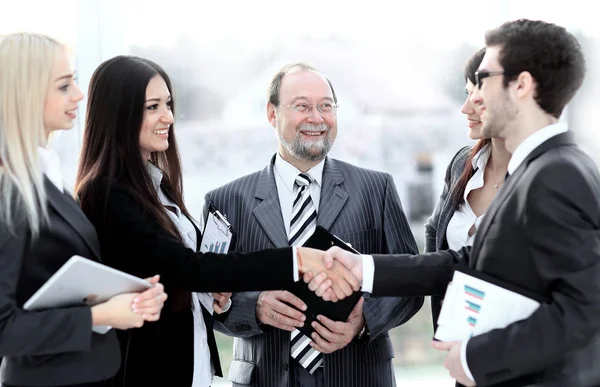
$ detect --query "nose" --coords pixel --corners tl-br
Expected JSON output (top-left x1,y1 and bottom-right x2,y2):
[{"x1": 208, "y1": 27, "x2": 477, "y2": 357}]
[
  {"x1": 306, "y1": 106, "x2": 324, "y2": 124},
  {"x1": 460, "y1": 96, "x2": 475, "y2": 115},
  {"x1": 469, "y1": 86, "x2": 483, "y2": 106},
  {"x1": 161, "y1": 107, "x2": 174, "y2": 125},
  {"x1": 72, "y1": 83, "x2": 84, "y2": 102}
]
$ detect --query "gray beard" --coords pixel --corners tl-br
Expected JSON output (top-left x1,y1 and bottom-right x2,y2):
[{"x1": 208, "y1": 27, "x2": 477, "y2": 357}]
[{"x1": 279, "y1": 123, "x2": 333, "y2": 161}]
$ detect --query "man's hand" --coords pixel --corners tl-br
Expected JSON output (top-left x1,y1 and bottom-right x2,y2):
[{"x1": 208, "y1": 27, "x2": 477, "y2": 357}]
[
  {"x1": 309, "y1": 297, "x2": 365, "y2": 354},
  {"x1": 212, "y1": 292, "x2": 232, "y2": 314},
  {"x1": 303, "y1": 246, "x2": 363, "y2": 301},
  {"x1": 431, "y1": 341, "x2": 476, "y2": 386},
  {"x1": 297, "y1": 247, "x2": 360, "y2": 301},
  {"x1": 256, "y1": 291, "x2": 306, "y2": 331}
]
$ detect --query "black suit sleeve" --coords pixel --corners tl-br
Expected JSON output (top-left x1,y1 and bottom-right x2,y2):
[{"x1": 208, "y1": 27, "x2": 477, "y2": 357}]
[
  {"x1": 0, "y1": 219, "x2": 93, "y2": 357},
  {"x1": 371, "y1": 247, "x2": 469, "y2": 297},
  {"x1": 94, "y1": 185, "x2": 295, "y2": 293},
  {"x1": 467, "y1": 162, "x2": 600, "y2": 384}
]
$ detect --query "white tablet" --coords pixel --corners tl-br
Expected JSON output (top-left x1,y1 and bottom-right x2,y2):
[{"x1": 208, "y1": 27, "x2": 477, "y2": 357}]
[{"x1": 24, "y1": 255, "x2": 152, "y2": 312}]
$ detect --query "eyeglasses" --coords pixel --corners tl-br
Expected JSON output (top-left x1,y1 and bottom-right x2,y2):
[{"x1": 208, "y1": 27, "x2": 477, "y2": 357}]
[
  {"x1": 283, "y1": 102, "x2": 338, "y2": 115},
  {"x1": 475, "y1": 70, "x2": 516, "y2": 89}
]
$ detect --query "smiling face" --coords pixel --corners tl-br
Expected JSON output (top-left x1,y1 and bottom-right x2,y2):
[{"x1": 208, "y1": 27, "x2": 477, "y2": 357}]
[
  {"x1": 139, "y1": 75, "x2": 174, "y2": 160},
  {"x1": 267, "y1": 68, "x2": 337, "y2": 166},
  {"x1": 461, "y1": 79, "x2": 483, "y2": 139},
  {"x1": 43, "y1": 48, "x2": 83, "y2": 137}
]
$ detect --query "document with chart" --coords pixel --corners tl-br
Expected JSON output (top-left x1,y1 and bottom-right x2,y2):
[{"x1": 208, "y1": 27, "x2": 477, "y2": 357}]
[
  {"x1": 434, "y1": 267, "x2": 544, "y2": 342},
  {"x1": 200, "y1": 204, "x2": 233, "y2": 254}
]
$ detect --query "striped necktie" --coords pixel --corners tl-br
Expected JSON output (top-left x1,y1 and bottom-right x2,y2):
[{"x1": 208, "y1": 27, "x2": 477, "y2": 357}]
[{"x1": 288, "y1": 172, "x2": 322, "y2": 373}]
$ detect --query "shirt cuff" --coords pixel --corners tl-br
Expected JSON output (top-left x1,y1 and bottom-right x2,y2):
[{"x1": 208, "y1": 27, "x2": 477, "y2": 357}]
[
  {"x1": 221, "y1": 298, "x2": 232, "y2": 314},
  {"x1": 361, "y1": 255, "x2": 375, "y2": 293},
  {"x1": 460, "y1": 339, "x2": 475, "y2": 383},
  {"x1": 292, "y1": 246, "x2": 299, "y2": 282}
]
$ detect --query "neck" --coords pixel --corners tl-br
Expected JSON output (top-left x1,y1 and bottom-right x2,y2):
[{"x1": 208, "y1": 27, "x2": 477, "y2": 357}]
[
  {"x1": 278, "y1": 148, "x2": 322, "y2": 173},
  {"x1": 504, "y1": 111, "x2": 558, "y2": 153},
  {"x1": 489, "y1": 138, "x2": 510, "y2": 172}
]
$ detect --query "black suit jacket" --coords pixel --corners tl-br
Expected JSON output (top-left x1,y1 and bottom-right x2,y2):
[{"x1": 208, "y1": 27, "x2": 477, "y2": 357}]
[
  {"x1": 81, "y1": 180, "x2": 298, "y2": 386},
  {"x1": 372, "y1": 133, "x2": 600, "y2": 386},
  {"x1": 0, "y1": 179, "x2": 120, "y2": 386}
]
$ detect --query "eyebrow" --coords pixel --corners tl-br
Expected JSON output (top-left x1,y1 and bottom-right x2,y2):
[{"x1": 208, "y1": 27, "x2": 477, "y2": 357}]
[
  {"x1": 54, "y1": 73, "x2": 75, "y2": 82},
  {"x1": 145, "y1": 96, "x2": 172, "y2": 103}
]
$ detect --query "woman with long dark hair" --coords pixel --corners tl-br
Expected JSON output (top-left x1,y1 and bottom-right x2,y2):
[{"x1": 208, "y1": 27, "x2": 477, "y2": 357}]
[
  {"x1": 0, "y1": 33, "x2": 167, "y2": 387},
  {"x1": 424, "y1": 48, "x2": 511, "y2": 326},
  {"x1": 75, "y1": 56, "x2": 356, "y2": 386}
]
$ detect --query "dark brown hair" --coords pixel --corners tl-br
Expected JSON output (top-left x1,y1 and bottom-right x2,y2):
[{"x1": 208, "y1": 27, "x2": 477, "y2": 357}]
[
  {"x1": 75, "y1": 55, "x2": 192, "y2": 310},
  {"x1": 485, "y1": 19, "x2": 585, "y2": 118},
  {"x1": 450, "y1": 48, "x2": 491, "y2": 208}
]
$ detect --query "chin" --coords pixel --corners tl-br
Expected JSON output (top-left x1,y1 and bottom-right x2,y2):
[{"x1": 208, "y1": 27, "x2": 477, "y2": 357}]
[{"x1": 468, "y1": 128, "x2": 483, "y2": 140}]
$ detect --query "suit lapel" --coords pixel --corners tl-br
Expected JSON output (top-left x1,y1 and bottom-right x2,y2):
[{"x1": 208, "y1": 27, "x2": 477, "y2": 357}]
[
  {"x1": 45, "y1": 178, "x2": 102, "y2": 260},
  {"x1": 471, "y1": 132, "x2": 575, "y2": 262},
  {"x1": 252, "y1": 156, "x2": 289, "y2": 247},
  {"x1": 317, "y1": 158, "x2": 348, "y2": 230}
]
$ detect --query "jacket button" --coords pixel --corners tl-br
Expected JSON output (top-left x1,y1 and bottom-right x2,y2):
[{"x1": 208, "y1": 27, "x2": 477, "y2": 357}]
[{"x1": 283, "y1": 363, "x2": 289, "y2": 371}]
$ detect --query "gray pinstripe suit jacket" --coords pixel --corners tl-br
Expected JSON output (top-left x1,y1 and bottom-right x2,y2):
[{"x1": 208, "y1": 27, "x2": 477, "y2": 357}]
[
  {"x1": 204, "y1": 155, "x2": 424, "y2": 387},
  {"x1": 423, "y1": 146, "x2": 471, "y2": 327}
]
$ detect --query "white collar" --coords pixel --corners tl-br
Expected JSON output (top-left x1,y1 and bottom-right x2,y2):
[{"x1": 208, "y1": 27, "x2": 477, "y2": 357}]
[
  {"x1": 38, "y1": 146, "x2": 63, "y2": 193},
  {"x1": 470, "y1": 143, "x2": 491, "y2": 170},
  {"x1": 147, "y1": 162, "x2": 163, "y2": 193},
  {"x1": 274, "y1": 153, "x2": 325, "y2": 193},
  {"x1": 507, "y1": 122, "x2": 569, "y2": 175}
]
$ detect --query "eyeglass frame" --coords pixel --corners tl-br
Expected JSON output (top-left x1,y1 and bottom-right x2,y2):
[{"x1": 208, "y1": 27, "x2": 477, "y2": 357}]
[
  {"x1": 475, "y1": 70, "x2": 518, "y2": 89},
  {"x1": 282, "y1": 101, "x2": 339, "y2": 115}
]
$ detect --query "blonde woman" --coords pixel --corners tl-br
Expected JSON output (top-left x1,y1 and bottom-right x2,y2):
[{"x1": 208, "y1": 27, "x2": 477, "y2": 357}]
[{"x1": 0, "y1": 33, "x2": 167, "y2": 387}]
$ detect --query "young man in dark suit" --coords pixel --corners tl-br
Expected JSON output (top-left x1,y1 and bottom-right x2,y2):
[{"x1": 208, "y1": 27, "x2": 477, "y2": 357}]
[
  {"x1": 320, "y1": 19, "x2": 600, "y2": 387},
  {"x1": 204, "y1": 63, "x2": 423, "y2": 387}
]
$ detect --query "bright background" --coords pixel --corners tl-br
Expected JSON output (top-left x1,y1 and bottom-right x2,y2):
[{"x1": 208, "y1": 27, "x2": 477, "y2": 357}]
[{"x1": 3, "y1": 1, "x2": 598, "y2": 384}]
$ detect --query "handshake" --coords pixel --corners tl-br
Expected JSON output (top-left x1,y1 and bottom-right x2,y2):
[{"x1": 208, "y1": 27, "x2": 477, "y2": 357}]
[{"x1": 296, "y1": 246, "x2": 365, "y2": 302}]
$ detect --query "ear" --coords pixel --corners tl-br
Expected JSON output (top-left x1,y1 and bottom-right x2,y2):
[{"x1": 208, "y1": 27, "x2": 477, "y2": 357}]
[
  {"x1": 514, "y1": 71, "x2": 536, "y2": 101},
  {"x1": 267, "y1": 102, "x2": 277, "y2": 128}
]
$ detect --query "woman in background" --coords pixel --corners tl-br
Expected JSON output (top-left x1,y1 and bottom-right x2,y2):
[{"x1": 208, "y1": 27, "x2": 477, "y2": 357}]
[
  {"x1": 0, "y1": 33, "x2": 166, "y2": 387},
  {"x1": 424, "y1": 48, "x2": 511, "y2": 327},
  {"x1": 75, "y1": 55, "x2": 356, "y2": 386}
]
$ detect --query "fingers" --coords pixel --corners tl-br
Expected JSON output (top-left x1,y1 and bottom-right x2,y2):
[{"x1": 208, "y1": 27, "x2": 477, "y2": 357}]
[
  {"x1": 269, "y1": 310, "x2": 301, "y2": 331},
  {"x1": 279, "y1": 291, "x2": 307, "y2": 312},
  {"x1": 321, "y1": 288, "x2": 337, "y2": 302},
  {"x1": 323, "y1": 248, "x2": 336, "y2": 269},
  {"x1": 315, "y1": 315, "x2": 346, "y2": 335},
  {"x1": 212, "y1": 292, "x2": 231, "y2": 305},
  {"x1": 214, "y1": 303, "x2": 224, "y2": 314},
  {"x1": 309, "y1": 331, "x2": 336, "y2": 354},
  {"x1": 303, "y1": 271, "x2": 315, "y2": 283},
  {"x1": 144, "y1": 274, "x2": 160, "y2": 285},
  {"x1": 431, "y1": 340, "x2": 453, "y2": 351},
  {"x1": 312, "y1": 319, "x2": 344, "y2": 341}
]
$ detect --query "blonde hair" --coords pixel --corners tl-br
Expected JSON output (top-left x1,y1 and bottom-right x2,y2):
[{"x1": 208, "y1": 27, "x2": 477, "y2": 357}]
[{"x1": 0, "y1": 33, "x2": 64, "y2": 237}]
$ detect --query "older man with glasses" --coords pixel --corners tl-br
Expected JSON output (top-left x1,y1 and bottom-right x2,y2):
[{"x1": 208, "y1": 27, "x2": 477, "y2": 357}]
[{"x1": 203, "y1": 62, "x2": 423, "y2": 387}]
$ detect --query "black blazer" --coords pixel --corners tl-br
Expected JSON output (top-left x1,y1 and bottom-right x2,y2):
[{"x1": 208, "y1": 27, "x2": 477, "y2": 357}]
[
  {"x1": 372, "y1": 133, "x2": 600, "y2": 386},
  {"x1": 0, "y1": 179, "x2": 120, "y2": 386},
  {"x1": 81, "y1": 181, "x2": 297, "y2": 387}
]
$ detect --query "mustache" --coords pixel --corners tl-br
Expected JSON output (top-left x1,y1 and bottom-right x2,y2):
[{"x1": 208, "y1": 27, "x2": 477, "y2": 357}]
[{"x1": 297, "y1": 123, "x2": 330, "y2": 132}]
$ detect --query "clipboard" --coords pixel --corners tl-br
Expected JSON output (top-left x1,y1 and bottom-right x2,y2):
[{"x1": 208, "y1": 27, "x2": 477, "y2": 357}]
[
  {"x1": 200, "y1": 204, "x2": 234, "y2": 254},
  {"x1": 286, "y1": 226, "x2": 364, "y2": 339}
]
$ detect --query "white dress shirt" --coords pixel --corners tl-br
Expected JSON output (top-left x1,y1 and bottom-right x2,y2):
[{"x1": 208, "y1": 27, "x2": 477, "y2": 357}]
[
  {"x1": 446, "y1": 144, "x2": 491, "y2": 251},
  {"x1": 460, "y1": 122, "x2": 570, "y2": 383},
  {"x1": 39, "y1": 147, "x2": 64, "y2": 193},
  {"x1": 148, "y1": 163, "x2": 230, "y2": 387}
]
